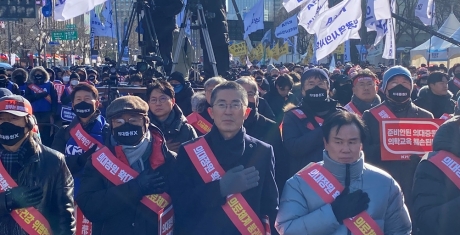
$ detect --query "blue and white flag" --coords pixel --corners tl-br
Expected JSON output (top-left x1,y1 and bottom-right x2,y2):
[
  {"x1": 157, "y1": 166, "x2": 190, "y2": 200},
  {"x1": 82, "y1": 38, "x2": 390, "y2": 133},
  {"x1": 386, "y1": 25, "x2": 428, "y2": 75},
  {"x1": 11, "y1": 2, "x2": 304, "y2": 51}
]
[
  {"x1": 90, "y1": 9, "x2": 114, "y2": 38},
  {"x1": 101, "y1": 0, "x2": 114, "y2": 32},
  {"x1": 313, "y1": 0, "x2": 362, "y2": 60},
  {"x1": 365, "y1": 0, "x2": 389, "y2": 46},
  {"x1": 54, "y1": 0, "x2": 107, "y2": 21},
  {"x1": 243, "y1": 0, "x2": 264, "y2": 39},
  {"x1": 283, "y1": 0, "x2": 310, "y2": 13},
  {"x1": 42, "y1": 0, "x2": 52, "y2": 17},
  {"x1": 275, "y1": 14, "x2": 299, "y2": 38},
  {"x1": 284, "y1": 38, "x2": 294, "y2": 47},
  {"x1": 261, "y1": 29, "x2": 271, "y2": 45},
  {"x1": 329, "y1": 56, "x2": 336, "y2": 73},
  {"x1": 344, "y1": 40, "x2": 351, "y2": 62},
  {"x1": 383, "y1": 0, "x2": 396, "y2": 59},
  {"x1": 298, "y1": 0, "x2": 329, "y2": 34},
  {"x1": 374, "y1": 0, "x2": 391, "y2": 20},
  {"x1": 415, "y1": 0, "x2": 435, "y2": 26}
]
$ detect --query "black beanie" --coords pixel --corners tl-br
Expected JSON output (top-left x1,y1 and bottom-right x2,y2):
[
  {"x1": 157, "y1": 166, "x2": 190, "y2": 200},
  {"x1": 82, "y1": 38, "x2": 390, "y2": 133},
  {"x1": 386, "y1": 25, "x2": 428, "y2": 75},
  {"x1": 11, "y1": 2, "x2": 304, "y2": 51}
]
[
  {"x1": 433, "y1": 116, "x2": 460, "y2": 157},
  {"x1": 70, "y1": 72, "x2": 80, "y2": 80},
  {"x1": 169, "y1": 71, "x2": 185, "y2": 85}
]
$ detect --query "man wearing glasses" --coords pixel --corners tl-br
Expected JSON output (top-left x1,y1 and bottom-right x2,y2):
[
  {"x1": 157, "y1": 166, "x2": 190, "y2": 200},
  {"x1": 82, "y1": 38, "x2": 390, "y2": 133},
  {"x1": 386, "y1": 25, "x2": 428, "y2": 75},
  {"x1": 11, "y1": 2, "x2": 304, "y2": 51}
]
[
  {"x1": 76, "y1": 96, "x2": 176, "y2": 235},
  {"x1": 343, "y1": 69, "x2": 381, "y2": 117},
  {"x1": 171, "y1": 81, "x2": 279, "y2": 235}
]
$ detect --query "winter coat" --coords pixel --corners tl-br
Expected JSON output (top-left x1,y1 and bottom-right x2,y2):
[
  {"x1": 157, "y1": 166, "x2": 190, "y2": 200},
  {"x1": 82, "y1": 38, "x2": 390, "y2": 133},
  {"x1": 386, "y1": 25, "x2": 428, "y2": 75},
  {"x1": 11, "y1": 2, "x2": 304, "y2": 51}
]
[
  {"x1": 448, "y1": 78, "x2": 460, "y2": 100},
  {"x1": 244, "y1": 108, "x2": 287, "y2": 192},
  {"x1": 200, "y1": 0, "x2": 228, "y2": 45},
  {"x1": 150, "y1": 0, "x2": 183, "y2": 35},
  {"x1": 362, "y1": 101, "x2": 433, "y2": 216},
  {"x1": 174, "y1": 82, "x2": 194, "y2": 116},
  {"x1": 414, "y1": 86, "x2": 455, "y2": 118},
  {"x1": 275, "y1": 151, "x2": 411, "y2": 235},
  {"x1": 11, "y1": 68, "x2": 27, "y2": 96},
  {"x1": 258, "y1": 97, "x2": 276, "y2": 121},
  {"x1": 0, "y1": 140, "x2": 75, "y2": 235},
  {"x1": 282, "y1": 101, "x2": 343, "y2": 176},
  {"x1": 24, "y1": 66, "x2": 58, "y2": 114},
  {"x1": 263, "y1": 90, "x2": 299, "y2": 124},
  {"x1": 149, "y1": 104, "x2": 197, "y2": 145},
  {"x1": 170, "y1": 126, "x2": 279, "y2": 235},
  {"x1": 346, "y1": 94, "x2": 381, "y2": 116},
  {"x1": 76, "y1": 124, "x2": 176, "y2": 235},
  {"x1": 190, "y1": 92, "x2": 214, "y2": 136}
]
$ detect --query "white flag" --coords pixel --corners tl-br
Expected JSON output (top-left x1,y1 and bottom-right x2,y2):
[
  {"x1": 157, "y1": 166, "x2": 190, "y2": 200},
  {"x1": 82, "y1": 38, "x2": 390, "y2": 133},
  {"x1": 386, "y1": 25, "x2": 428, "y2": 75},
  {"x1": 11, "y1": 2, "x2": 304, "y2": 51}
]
[
  {"x1": 329, "y1": 56, "x2": 336, "y2": 72},
  {"x1": 243, "y1": 0, "x2": 264, "y2": 39},
  {"x1": 293, "y1": 35, "x2": 298, "y2": 54},
  {"x1": 101, "y1": 0, "x2": 115, "y2": 38},
  {"x1": 283, "y1": 0, "x2": 311, "y2": 13},
  {"x1": 54, "y1": 0, "x2": 107, "y2": 21},
  {"x1": 313, "y1": 0, "x2": 362, "y2": 60},
  {"x1": 374, "y1": 0, "x2": 392, "y2": 20},
  {"x1": 365, "y1": 0, "x2": 389, "y2": 45},
  {"x1": 415, "y1": 0, "x2": 435, "y2": 26},
  {"x1": 298, "y1": 0, "x2": 329, "y2": 34},
  {"x1": 382, "y1": 17, "x2": 395, "y2": 59},
  {"x1": 91, "y1": 9, "x2": 114, "y2": 38},
  {"x1": 275, "y1": 14, "x2": 299, "y2": 38}
]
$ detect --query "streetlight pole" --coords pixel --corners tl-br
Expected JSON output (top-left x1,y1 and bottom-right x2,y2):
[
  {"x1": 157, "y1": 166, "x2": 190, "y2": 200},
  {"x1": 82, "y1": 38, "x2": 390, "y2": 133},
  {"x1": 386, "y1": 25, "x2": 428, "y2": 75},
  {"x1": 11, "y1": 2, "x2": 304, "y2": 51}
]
[{"x1": 7, "y1": 22, "x2": 12, "y2": 65}]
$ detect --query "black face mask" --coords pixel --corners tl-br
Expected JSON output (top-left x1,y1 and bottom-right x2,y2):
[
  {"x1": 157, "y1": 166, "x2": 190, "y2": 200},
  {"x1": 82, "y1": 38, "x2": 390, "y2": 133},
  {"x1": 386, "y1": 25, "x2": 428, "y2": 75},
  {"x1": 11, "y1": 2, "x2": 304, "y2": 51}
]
[
  {"x1": 35, "y1": 75, "x2": 44, "y2": 84},
  {"x1": 78, "y1": 74, "x2": 86, "y2": 81},
  {"x1": 73, "y1": 101, "x2": 95, "y2": 118},
  {"x1": 335, "y1": 84, "x2": 353, "y2": 103},
  {"x1": 455, "y1": 73, "x2": 460, "y2": 79},
  {"x1": 0, "y1": 122, "x2": 26, "y2": 146},
  {"x1": 113, "y1": 123, "x2": 145, "y2": 146},
  {"x1": 14, "y1": 76, "x2": 25, "y2": 85},
  {"x1": 88, "y1": 75, "x2": 96, "y2": 81},
  {"x1": 303, "y1": 86, "x2": 329, "y2": 112},
  {"x1": 388, "y1": 84, "x2": 411, "y2": 103}
]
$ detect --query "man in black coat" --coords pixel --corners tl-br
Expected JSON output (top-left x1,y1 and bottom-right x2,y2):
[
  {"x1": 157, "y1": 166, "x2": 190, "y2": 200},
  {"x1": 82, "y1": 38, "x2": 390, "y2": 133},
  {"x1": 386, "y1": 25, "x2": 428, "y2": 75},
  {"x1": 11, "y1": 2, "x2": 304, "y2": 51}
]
[
  {"x1": 0, "y1": 95, "x2": 75, "y2": 234},
  {"x1": 362, "y1": 66, "x2": 433, "y2": 222},
  {"x1": 414, "y1": 72, "x2": 455, "y2": 118},
  {"x1": 170, "y1": 81, "x2": 278, "y2": 235},
  {"x1": 282, "y1": 68, "x2": 342, "y2": 176},
  {"x1": 263, "y1": 74, "x2": 299, "y2": 124},
  {"x1": 76, "y1": 96, "x2": 176, "y2": 235},
  {"x1": 236, "y1": 77, "x2": 288, "y2": 192},
  {"x1": 412, "y1": 116, "x2": 460, "y2": 235},
  {"x1": 168, "y1": 71, "x2": 194, "y2": 116},
  {"x1": 143, "y1": 0, "x2": 184, "y2": 75}
]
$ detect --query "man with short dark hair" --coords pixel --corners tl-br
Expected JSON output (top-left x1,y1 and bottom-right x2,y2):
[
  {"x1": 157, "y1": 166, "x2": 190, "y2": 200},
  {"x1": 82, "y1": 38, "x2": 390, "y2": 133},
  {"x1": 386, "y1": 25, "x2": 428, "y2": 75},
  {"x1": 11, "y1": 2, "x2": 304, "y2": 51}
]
[
  {"x1": 343, "y1": 69, "x2": 381, "y2": 117},
  {"x1": 264, "y1": 74, "x2": 298, "y2": 123},
  {"x1": 171, "y1": 81, "x2": 278, "y2": 235},
  {"x1": 414, "y1": 72, "x2": 455, "y2": 118},
  {"x1": 276, "y1": 111, "x2": 411, "y2": 234}
]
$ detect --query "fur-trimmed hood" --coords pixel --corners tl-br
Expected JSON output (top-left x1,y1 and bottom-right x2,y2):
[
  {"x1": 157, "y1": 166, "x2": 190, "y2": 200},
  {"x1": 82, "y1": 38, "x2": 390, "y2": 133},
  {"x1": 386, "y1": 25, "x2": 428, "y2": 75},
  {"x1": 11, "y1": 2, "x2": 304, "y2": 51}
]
[
  {"x1": 191, "y1": 91, "x2": 208, "y2": 113},
  {"x1": 28, "y1": 66, "x2": 50, "y2": 84},
  {"x1": 11, "y1": 68, "x2": 28, "y2": 83}
]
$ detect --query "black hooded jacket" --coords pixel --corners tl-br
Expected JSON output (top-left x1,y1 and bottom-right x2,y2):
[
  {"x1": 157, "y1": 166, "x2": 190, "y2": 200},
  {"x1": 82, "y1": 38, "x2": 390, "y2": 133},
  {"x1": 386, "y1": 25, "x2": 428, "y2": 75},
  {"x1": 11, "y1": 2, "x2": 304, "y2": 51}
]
[
  {"x1": 174, "y1": 82, "x2": 194, "y2": 117},
  {"x1": 414, "y1": 86, "x2": 455, "y2": 118},
  {"x1": 149, "y1": 104, "x2": 197, "y2": 145}
]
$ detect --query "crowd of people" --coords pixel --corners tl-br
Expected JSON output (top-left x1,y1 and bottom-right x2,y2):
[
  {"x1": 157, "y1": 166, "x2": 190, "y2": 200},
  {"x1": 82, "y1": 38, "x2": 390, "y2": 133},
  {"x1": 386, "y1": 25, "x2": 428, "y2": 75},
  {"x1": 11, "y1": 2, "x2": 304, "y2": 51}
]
[{"x1": 0, "y1": 61, "x2": 458, "y2": 235}]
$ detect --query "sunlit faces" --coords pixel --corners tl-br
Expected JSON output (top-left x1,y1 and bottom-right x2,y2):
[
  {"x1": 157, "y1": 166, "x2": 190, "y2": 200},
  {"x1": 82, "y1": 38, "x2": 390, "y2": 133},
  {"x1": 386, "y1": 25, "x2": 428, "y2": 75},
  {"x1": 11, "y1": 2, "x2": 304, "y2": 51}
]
[
  {"x1": 324, "y1": 124, "x2": 362, "y2": 164},
  {"x1": 352, "y1": 77, "x2": 377, "y2": 103},
  {"x1": 430, "y1": 76, "x2": 449, "y2": 96},
  {"x1": 148, "y1": 89, "x2": 174, "y2": 121},
  {"x1": 210, "y1": 89, "x2": 247, "y2": 135}
]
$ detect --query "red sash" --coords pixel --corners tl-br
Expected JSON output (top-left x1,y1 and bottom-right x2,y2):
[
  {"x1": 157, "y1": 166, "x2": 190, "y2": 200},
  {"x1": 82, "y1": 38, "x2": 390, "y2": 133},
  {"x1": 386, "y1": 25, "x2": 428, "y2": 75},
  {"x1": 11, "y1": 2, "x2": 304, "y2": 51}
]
[
  {"x1": 343, "y1": 102, "x2": 362, "y2": 117},
  {"x1": 183, "y1": 138, "x2": 269, "y2": 235},
  {"x1": 54, "y1": 84, "x2": 65, "y2": 104},
  {"x1": 91, "y1": 135, "x2": 173, "y2": 235},
  {"x1": 75, "y1": 206, "x2": 91, "y2": 235},
  {"x1": 453, "y1": 78, "x2": 460, "y2": 89},
  {"x1": 429, "y1": 151, "x2": 460, "y2": 189},
  {"x1": 187, "y1": 112, "x2": 212, "y2": 134},
  {"x1": 0, "y1": 162, "x2": 52, "y2": 235},
  {"x1": 439, "y1": 113, "x2": 451, "y2": 120},
  {"x1": 28, "y1": 84, "x2": 51, "y2": 103},
  {"x1": 297, "y1": 163, "x2": 383, "y2": 235},
  {"x1": 66, "y1": 86, "x2": 73, "y2": 96},
  {"x1": 369, "y1": 104, "x2": 396, "y2": 121},
  {"x1": 291, "y1": 109, "x2": 324, "y2": 130}
]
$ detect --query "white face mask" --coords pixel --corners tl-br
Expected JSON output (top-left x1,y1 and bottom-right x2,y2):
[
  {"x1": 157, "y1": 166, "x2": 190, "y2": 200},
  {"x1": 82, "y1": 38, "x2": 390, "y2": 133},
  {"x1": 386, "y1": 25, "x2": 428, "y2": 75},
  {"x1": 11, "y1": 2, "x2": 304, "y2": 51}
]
[
  {"x1": 62, "y1": 76, "x2": 70, "y2": 82},
  {"x1": 70, "y1": 80, "x2": 79, "y2": 86}
]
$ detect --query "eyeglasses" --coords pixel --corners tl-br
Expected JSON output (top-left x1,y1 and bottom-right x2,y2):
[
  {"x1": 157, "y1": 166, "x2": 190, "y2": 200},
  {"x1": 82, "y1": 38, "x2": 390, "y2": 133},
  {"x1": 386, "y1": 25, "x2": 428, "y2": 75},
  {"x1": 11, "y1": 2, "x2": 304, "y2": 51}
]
[
  {"x1": 111, "y1": 117, "x2": 144, "y2": 125},
  {"x1": 213, "y1": 102, "x2": 243, "y2": 111},
  {"x1": 149, "y1": 96, "x2": 170, "y2": 104}
]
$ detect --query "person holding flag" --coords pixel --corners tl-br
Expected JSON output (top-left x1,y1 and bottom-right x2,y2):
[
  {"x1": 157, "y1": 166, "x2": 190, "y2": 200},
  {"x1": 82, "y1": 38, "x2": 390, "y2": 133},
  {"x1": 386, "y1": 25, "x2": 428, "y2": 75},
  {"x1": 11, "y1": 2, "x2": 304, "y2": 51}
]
[
  {"x1": 343, "y1": 69, "x2": 381, "y2": 117},
  {"x1": 170, "y1": 81, "x2": 278, "y2": 235},
  {"x1": 362, "y1": 66, "x2": 433, "y2": 219},
  {"x1": 76, "y1": 96, "x2": 176, "y2": 235},
  {"x1": 0, "y1": 95, "x2": 75, "y2": 234},
  {"x1": 276, "y1": 111, "x2": 411, "y2": 234}
]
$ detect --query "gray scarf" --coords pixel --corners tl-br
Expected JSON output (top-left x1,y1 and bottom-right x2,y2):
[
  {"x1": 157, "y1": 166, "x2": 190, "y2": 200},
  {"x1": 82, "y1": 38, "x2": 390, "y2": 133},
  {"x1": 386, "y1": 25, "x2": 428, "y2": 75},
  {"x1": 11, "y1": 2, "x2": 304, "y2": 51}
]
[{"x1": 112, "y1": 131, "x2": 152, "y2": 173}]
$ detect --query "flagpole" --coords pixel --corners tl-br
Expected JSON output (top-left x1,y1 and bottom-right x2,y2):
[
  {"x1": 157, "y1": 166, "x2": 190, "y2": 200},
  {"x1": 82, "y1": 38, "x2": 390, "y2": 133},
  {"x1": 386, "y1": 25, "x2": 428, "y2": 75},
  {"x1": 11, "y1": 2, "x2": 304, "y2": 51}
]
[
  {"x1": 114, "y1": 0, "x2": 120, "y2": 63},
  {"x1": 426, "y1": 1, "x2": 435, "y2": 66}
]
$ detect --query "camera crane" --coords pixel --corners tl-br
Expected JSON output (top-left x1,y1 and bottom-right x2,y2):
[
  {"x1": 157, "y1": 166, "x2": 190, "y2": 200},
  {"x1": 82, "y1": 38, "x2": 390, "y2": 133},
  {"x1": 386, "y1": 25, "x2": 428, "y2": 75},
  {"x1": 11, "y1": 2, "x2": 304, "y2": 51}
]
[{"x1": 171, "y1": 2, "x2": 218, "y2": 79}]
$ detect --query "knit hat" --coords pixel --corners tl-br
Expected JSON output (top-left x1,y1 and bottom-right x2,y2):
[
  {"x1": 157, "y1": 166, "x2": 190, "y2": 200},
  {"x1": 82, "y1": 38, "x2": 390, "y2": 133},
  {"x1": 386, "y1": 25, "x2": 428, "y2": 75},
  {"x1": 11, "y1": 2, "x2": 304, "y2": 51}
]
[
  {"x1": 169, "y1": 71, "x2": 185, "y2": 85},
  {"x1": 433, "y1": 116, "x2": 460, "y2": 157},
  {"x1": 382, "y1": 66, "x2": 413, "y2": 91},
  {"x1": 301, "y1": 68, "x2": 330, "y2": 87},
  {"x1": 106, "y1": 96, "x2": 149, "y2": 120}
]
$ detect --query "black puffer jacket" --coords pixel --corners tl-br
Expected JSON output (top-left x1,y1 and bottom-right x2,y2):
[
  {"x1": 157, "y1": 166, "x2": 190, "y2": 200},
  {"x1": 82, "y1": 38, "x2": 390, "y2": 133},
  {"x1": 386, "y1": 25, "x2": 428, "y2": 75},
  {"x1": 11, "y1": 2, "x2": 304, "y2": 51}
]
[
  {"x1": 175, "y1": 82, "x2": 194, "y2": 116},
  {"x1": 412, "y1": 116, "x2": 460, "y2": 235},
  {"x1": 149, "y1": 104, "x2": 197, "y2": 145},
  {"x1": 263, "y1": 90, "x2": 299, "y2": 124},
  {"x1": 362, "y1": 100, "x2": 433, "y2": 218},
  {"x1": 76, "y1": 124, "x2": 176, "y2": 235},
  {"x1": 0, "y1": 139, "x2": 75, "y2": 235},
  {"x1": 414, "y1": 86, "x2": 455, "y2": 118}
]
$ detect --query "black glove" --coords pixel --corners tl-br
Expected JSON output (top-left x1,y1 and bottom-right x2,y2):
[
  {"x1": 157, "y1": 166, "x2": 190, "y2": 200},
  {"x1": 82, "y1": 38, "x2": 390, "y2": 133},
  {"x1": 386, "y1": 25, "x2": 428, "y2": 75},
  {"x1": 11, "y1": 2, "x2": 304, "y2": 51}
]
[
  {"x1": 77, "y1": 145, "x2": 98, "y2": 166},
  {"x1": 6, "y1": 186, "x2": 43, "y2": 211},
  {"x1": 135, "y1": 168, "x2": 166, "y2": 196},
  {"x1": 331, "y1": 188, "x2": 370, "y2": 224},
  {"x1": 219, "y1": 165, "x2": 259, "y2": 197}
]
